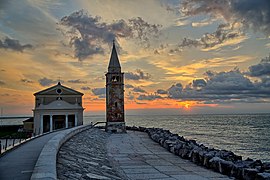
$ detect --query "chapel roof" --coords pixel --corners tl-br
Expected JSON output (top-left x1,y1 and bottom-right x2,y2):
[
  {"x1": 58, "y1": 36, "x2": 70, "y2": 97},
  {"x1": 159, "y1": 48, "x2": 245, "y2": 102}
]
[{"x1": 34, "y1": 82, "x2": 83, "y2": 96}]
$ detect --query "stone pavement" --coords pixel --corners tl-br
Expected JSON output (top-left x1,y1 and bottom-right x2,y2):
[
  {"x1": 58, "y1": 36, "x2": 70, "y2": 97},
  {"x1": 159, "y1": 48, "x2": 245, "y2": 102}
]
[
  {"x1": 57, "y1": 128, "x2": 123, "y2": 179},
  {"x1": 57, "y1": 128, "x2": 232, "y2": 180},
  {"x1": 107, "y1": 130, "x2": 232, "y2": 180},
  {"x1": 0, "y1": 131, "x2": 60, "y2": 180}
]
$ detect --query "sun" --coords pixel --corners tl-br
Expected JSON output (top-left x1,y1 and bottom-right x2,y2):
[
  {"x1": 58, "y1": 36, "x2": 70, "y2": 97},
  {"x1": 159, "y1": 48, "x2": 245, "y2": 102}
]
[{"x1": 184, "y1": 103, "x2": 190, "y2": 109}]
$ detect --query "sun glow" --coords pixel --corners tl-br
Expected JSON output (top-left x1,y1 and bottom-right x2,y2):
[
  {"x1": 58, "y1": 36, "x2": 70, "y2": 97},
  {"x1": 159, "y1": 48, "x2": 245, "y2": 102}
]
[
  {"x1": 177, "y1": 101, "x2": 194, "y2": 110},
  {"x1": 184, "y1": 103, "x2": 190, "y2": 109}
]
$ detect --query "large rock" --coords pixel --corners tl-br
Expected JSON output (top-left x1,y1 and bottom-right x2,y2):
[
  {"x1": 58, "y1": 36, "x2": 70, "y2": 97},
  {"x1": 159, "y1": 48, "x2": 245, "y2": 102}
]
[
  {"x1": 209, "y1": 157, "x2": 234, "y2": 175},
  {"x1": 256, "y1": 172, "x2": 270, "y2": 180},
  {"x1": 243, "y1": 168, "x2": 259, "y2": 180}
]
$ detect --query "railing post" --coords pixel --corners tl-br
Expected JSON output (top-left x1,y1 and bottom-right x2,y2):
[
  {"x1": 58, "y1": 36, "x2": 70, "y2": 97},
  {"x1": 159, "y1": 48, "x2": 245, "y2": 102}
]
[
  {"x1": 13, "y1": 139, "x2": 15, "y2": 146},
  {"x1": 5, "y1": 139, "x2": 7, "y2": 150}
]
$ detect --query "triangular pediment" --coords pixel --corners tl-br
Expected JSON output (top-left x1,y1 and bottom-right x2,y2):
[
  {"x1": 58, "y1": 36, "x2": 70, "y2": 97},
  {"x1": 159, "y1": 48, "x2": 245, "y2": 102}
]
[
  {"x1": 34, "y1": 82, "x2": 83, "y2": 96},
  {"x1": 36, "y1": 99, "x2": 83, "y2": 110}
]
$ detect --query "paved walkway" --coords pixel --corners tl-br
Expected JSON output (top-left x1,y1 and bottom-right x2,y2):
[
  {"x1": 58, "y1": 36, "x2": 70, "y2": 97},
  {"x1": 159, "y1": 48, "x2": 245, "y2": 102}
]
[
  {"x1": 107, "y1": 131, "x2": 232, "y2": 180},
  {"x1": 0, "y1": 131, "x2": 60, "y2": 180}
]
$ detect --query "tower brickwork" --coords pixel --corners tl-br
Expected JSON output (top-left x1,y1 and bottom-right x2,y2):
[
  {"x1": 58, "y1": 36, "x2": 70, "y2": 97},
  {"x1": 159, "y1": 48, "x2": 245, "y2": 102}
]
[{"x1": 105, "y1": 41, "x2": 126, "y2": 133}]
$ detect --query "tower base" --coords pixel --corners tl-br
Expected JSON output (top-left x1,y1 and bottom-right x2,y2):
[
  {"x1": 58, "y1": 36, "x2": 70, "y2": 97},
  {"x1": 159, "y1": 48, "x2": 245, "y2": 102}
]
[{"x1": 105, "y1": 122, "x2": 126, "y2": 133}]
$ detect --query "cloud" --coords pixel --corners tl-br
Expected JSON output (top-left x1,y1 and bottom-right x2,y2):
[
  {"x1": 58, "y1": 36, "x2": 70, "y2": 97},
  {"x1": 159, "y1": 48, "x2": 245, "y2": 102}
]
[
  {"x1": 248, "y1": 55, "x2": 270, "y2": 77},
  {"x1": 67, "y1": 79, "x2": 87, "y2": 84},
  {"x1": 21, "y1": 79, "x2": 33, "y2": 83},
  {"x1": 137, "y1": 94, "x2": 163, "y2": 101},
  {"x1": 192, "y1": 79, "x2": 207, "y2": 88},
  {"x1": 260, "y1": 77, "x2": 270, "y2": 88},
  {"x1": 133, "y1": 87, "x2": 146, "y2": 93},
  {"x1": 0, "y1": 80, "x2": 5, "y2": 86},
  {"x1": 125, "y1": 84, "x2": 134, "y2": 89},
  {"x1": 168, "y1": 83, "x2": 183, "y2": 99},
  {"x1": 205, "y1": 69, "x2": 254, "y2": 92},
  {"x1": 81, "y1": 86, "x2": 91, "y2": 91},
  {"x1": 59, "y1": 10, "x2": 161, "y2": 60},
  {"x1": 179, "y1": 23, "x2": 245, "y2": 50},
  {"x1": 128, "y1": 17, "x2": 162, "y2": 45},
  {"x1": 165, "y1": 69, "x2": 270, "y2": 103},
  {"x1": 0, "y1": 37, "x2": 33, "y2": 52},
  {"x1": 156, "y1": 89, "x2": 168, "y2": 94},
  {"x1": 126, "y1": 91, "x2": 135, "y2": 100},
  {"x1": 92, "y1": 87, "x2": 105, "y2": 96},
  {"x1": 191, "y1": 19, "x2": 213, "y2": 28},
  {"x1": 125, "y1": 69, "x2": 151, "y2": 80},
  {"x1": 231, "y1": 0, "x2": 270, "y2": 36},
  {"x1": 0, "y1": 93, "x2": 10, "y2": 97},
  {"x1": 38, "y1": 78, "x2": 58, "y2": 87},
  {"x1": 181, "y1": 0, "x2": 270, "y2": 36}
]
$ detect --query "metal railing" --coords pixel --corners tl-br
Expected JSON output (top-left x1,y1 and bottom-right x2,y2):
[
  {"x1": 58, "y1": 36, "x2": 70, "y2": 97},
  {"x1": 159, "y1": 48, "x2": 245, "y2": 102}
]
[
  {"x1": 0, "y1": 122, "x2": 106, "y2": 155},
  {"x1": 92, "y1": 121, "x2": 106, "y2": 127},
  {"x1": 0, "y1": 137, "x2": 32, "y2": 155}
]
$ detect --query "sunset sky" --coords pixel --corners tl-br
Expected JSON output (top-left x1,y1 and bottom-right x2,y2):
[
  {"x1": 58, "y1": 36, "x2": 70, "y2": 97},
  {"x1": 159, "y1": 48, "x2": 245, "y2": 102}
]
[{"x1": 0, "y1": 0, "x2": 270, "y2": 115}]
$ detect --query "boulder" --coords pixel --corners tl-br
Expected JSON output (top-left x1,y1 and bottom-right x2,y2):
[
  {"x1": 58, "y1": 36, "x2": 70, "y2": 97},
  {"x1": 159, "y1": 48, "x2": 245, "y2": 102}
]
[
  {"x1": 190, "y1": 149, "x2": 200, "y2": 164},
  {"x1": 178, "y1": 144, "x2": 192, "y2": 159},
  {"x1": 256, "y1": 172, "x2": 270, "y2": 180},
  {"x1": 243, "y1": 168, "x2": 259, "y2": 180}
]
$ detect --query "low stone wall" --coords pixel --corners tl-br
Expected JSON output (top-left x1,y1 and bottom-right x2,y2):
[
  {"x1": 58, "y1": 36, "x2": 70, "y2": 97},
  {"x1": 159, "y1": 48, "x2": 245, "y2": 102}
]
[
  {"x1": 31, "y1": 125, "x2": 92, "y2": 180},
  {"x1": 127, "y1": 126, "x2": 270, "y2": 180}
]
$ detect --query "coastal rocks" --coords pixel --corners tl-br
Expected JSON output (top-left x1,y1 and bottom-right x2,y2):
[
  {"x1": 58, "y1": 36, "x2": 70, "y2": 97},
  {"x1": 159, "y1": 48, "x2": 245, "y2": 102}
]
[
  {"x1": 57, "y1": 128, "x2": 123, "y2": 180},
  {"x1": 127, "y1": 126, "x2": 270, "y2": 180},
  {"x1": 256, "y1": 173, "x2": 270, "y2": 180}
]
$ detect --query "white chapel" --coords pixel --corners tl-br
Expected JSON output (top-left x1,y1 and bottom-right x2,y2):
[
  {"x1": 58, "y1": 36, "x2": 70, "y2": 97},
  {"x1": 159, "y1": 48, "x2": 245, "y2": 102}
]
[{"x1": 33, "y1": 82, "x2": 84, "y2": 135}]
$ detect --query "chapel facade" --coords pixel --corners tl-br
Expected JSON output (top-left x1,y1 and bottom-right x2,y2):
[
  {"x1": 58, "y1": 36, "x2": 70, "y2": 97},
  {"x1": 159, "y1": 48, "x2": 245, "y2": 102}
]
[
  {"x1": 105, "y1": 41, "x2": 126, "y2": 133},
  {"x1": 33, "y1": 82, "x2": 84, "y2": 135}
]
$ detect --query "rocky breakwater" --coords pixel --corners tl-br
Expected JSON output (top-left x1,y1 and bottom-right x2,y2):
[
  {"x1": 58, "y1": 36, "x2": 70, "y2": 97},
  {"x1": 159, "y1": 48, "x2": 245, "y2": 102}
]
[{"x1": 127, "y1": 126, "x2": 270, "y2": 180}]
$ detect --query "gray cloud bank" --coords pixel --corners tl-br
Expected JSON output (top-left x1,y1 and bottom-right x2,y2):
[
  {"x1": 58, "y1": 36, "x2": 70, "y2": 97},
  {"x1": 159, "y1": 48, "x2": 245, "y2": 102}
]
[
  {"x1": 125, "y1": 69, "x2": 151, "y2": 80},
  {"x1": 181, "y1": 0, "x2": 270, "y2": 36},
  {"x1": 175, "y1": 0, "x2": 270, "y2": 50},
  {"x1": 59, "y1": 10, "x2": 161, "y2": 60},
  {"x1": 0, "y1": 37, "x2": 33, "y2": 52},
  {"x1": 136, "y1": 56, "x2": 270, "y2": 103},
  {"x1": 38, "y1": 78, "x2": 59, "y2": 87},
  {"x1": 179, "y1": 23, "x2": 243, "y2": 49}
]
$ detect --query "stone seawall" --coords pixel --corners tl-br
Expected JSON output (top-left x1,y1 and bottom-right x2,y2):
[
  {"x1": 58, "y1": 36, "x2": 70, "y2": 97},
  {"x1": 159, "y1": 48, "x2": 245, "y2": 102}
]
[
  {"x1": 127, "y1": 126, "x2": 270, "y2": 180},
  {"x1": 31, "y1": 125, "x2": 93, "y2": 180}
]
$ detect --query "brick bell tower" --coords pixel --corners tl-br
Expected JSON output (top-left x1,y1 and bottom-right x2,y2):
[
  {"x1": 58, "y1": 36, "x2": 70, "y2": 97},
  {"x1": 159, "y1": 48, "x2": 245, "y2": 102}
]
[{"x1": 105, "y1": 41, "x2": 126, "y2": 133}]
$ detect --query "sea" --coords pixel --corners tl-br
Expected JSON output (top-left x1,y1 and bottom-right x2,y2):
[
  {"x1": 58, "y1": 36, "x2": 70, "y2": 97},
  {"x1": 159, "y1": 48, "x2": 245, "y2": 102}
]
[{"x1": 1, "y1": 113, "x2": 270, "y2": 162}]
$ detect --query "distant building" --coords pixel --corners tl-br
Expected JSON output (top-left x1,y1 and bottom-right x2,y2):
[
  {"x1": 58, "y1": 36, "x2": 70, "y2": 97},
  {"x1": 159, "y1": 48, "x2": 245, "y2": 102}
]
[
  {"x1": 105, "y1": 41, "x2": 126, "y2": 133},
  {"x1": 33, "y1": 82, "x2": 84, "y2": 135},
  {"x1": 23, "y1": 117, "x2": 33, "y2": 132}
]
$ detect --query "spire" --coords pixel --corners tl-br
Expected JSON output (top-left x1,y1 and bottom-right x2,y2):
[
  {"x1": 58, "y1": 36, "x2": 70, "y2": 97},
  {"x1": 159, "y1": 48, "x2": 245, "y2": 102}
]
[{"x1": 108, "y1": 40, "x2": 121, "y2": 72}]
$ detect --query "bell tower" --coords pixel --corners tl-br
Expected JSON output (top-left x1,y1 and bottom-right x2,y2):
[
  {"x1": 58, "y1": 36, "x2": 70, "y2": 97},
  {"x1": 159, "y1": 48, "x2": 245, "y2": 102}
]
[{"x1": 105, "y1": 41, "x2": 126, "y2": 133}]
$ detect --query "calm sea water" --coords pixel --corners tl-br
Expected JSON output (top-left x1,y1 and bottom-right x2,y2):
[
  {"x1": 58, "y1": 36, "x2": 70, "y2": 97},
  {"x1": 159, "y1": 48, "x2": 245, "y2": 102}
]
[
  {"x1": 85, "y1": 114, "x2": 270, "y2": 162},
  {"x1": 2, "y1": 114, "x2": 269, "y2": 162}
]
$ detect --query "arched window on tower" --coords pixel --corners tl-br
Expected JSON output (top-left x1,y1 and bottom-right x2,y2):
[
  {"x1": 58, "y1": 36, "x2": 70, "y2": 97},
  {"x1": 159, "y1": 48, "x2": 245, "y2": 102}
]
[
  {"x1": 111, "y1": 76, "x2": 119, "y2": 82},
  {"x1": 115, "y1": 102, "x2": 118, "y2": 108}
]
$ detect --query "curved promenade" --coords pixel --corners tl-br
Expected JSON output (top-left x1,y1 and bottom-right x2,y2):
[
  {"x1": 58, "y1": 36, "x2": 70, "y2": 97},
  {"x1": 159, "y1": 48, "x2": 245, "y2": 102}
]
[
  {"x1": 57, "y1": 128, "x2": 231, "y2": 180},
  {"x1": 0, "y1": 131, "x2": 60, "y2": 180},
  {"x1": 0, "y1": 126, "x2": 248, "y2": 179},
  {"x1": 107, "y1": 131, "x2": 231, "y2": 180}
]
